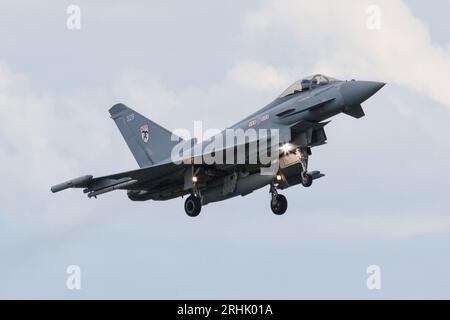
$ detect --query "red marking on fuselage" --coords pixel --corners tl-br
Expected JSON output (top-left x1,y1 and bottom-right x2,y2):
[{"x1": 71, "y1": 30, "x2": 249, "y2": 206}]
[{"x1": 248, "y1": 119, "x2": 257, "y2": 127}]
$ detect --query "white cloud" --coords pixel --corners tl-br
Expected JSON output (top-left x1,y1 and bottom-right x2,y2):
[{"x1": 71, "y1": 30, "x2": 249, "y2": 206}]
[
  {"x1": 0, "y1": 63, "x2": 121, "y2": 241},
  {"x1": 0, "y1": 64, "x2": 65, "y2": 188},
  {"x1": 227, "y1": 60, "x2": 291, "y2": 91},
  {"x1": 113, "y1": 71, "x2": 181, "y2": 121}
]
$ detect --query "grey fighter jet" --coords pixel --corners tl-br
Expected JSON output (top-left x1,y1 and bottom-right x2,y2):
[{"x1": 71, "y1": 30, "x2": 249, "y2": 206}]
[{"x1": 51, "y1": 74, "x2": 385, "y2": 217}]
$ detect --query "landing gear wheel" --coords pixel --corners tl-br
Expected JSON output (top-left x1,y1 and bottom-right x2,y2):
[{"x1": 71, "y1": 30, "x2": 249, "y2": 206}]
[
  {"x1": 271, "y1": 194, "x2": 288, "y2": 215},
  {"x1": 184, "y1": 195, "x2": 202, "y2": 217},
  {"x1": 301, "y1": 172, "x2": 313, "y2": 187}
]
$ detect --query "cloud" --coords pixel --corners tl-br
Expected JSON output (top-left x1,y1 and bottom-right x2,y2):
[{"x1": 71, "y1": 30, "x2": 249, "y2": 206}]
[
  {"x1": 0, "y1": 63, "x2": 65, "y2": 189},
  {"x1": 227, "y1": 61, "x2": 291, "y2": 91},
  {"x1": 113, "y1": 71, "x2": 181, "y2": 121},
  {"x1": 245, "y1": 0, "x2": 450, "y2": 108},
  {"x1": 0, "y1": 62, "x2": 138, "y2": 248}
]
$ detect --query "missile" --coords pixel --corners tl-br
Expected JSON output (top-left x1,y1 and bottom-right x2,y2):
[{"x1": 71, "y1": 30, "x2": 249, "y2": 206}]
[{"x1": 87, "y1": 179, "x2": 138, "y2": 198}]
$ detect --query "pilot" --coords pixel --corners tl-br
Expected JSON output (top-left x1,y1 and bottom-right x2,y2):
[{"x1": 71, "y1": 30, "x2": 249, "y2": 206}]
[{"x1": 301, "y1": 79, "x2": 311, "y2": 90}]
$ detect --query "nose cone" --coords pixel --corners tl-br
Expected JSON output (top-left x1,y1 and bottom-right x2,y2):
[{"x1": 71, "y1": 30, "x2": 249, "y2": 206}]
[{"x1": 340, "y1": 81, "x2": 385, "y2": 106}]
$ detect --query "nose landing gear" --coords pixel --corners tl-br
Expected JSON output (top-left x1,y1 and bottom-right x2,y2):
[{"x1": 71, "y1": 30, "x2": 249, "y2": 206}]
[
  {"x1": 270, "y1": 184, "x2": 288, "y2": 215},
  {"x1": 185, "y1": 166, "x2": 202, "y2": 217},
  {"x1": 184, "y1": 195, "x2": 202, "y2": 217}
]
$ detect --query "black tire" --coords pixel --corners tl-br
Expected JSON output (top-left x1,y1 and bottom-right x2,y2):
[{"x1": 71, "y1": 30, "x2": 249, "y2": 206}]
[
  {"x1": 184, "y1": 195, "x2": 202, "y2": 217},
  {"x1": 301, "y1": 173, "x2": 313, "y2": 187},
  {"x1": 271, "y1": 194, "x2": 288, "y2": 215}
]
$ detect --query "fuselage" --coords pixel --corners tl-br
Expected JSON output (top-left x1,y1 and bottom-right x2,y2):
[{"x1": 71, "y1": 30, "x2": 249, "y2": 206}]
[{"x1": 50, "y1": 74, "x2": 385, "y2": 216}]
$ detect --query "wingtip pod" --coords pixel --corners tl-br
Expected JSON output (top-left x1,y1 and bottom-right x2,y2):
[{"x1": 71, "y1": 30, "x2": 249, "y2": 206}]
[{"x1": 50, "y1": 175, "x2": 93, "y2": 193}]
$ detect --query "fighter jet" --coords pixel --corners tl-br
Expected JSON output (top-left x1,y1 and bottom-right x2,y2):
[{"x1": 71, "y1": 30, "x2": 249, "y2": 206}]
[{"x1": 51, "y1": 74, "x2": 385, "y2": 217}]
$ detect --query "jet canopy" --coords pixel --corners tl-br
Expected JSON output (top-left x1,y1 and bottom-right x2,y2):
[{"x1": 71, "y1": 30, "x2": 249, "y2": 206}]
[{"x1": 278, "y1": 74, "x2": 338, "y2": 98}]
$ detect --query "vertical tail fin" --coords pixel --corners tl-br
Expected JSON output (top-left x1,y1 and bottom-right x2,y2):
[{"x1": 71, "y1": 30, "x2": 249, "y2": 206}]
[{"x1": 109, "y1": 103, "x2": 181, "y2": 167}]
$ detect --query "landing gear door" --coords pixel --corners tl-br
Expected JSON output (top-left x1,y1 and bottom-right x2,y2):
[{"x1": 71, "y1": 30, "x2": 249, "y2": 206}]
[{"x1": 222, "y1": 172, "x2": 238, "y2": 196}]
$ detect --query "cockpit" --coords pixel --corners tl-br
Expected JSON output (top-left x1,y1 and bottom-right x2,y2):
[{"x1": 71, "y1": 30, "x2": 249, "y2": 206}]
[{"x1": 278, "y1": 74, "x2": 339, "y2": 99}]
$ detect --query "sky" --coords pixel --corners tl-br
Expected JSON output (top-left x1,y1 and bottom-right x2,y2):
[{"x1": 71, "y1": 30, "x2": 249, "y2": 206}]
[{"x1": 0, "y1": 0, "x2": 449, "y2": 299}]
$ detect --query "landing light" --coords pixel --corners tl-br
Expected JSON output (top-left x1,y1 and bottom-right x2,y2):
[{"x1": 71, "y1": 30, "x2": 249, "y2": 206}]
[
  {"x1": 280, "y1": 143, "x2": 294, "y2": 154},
  {"x1": 192, "y1": 176, "x2": 198, "y2": 183},
  {"x1": 276, "y1": 174, "x2": 282, "y2": 181}
]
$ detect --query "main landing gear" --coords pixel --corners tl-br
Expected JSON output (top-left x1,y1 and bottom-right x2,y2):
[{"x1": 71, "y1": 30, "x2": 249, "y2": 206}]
[
  {"x1": 269, "y1": 147, "x2": 317, "y2": 215},
  {"x1": 184, "y1": 195, "x2": 202, "y2": 217},
  {"x1": 270, "y1": 184, "x2": 288, "y2": 215},
  {"x1": 299, "y1": 147, "x2": 313, "y2": 188}
]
